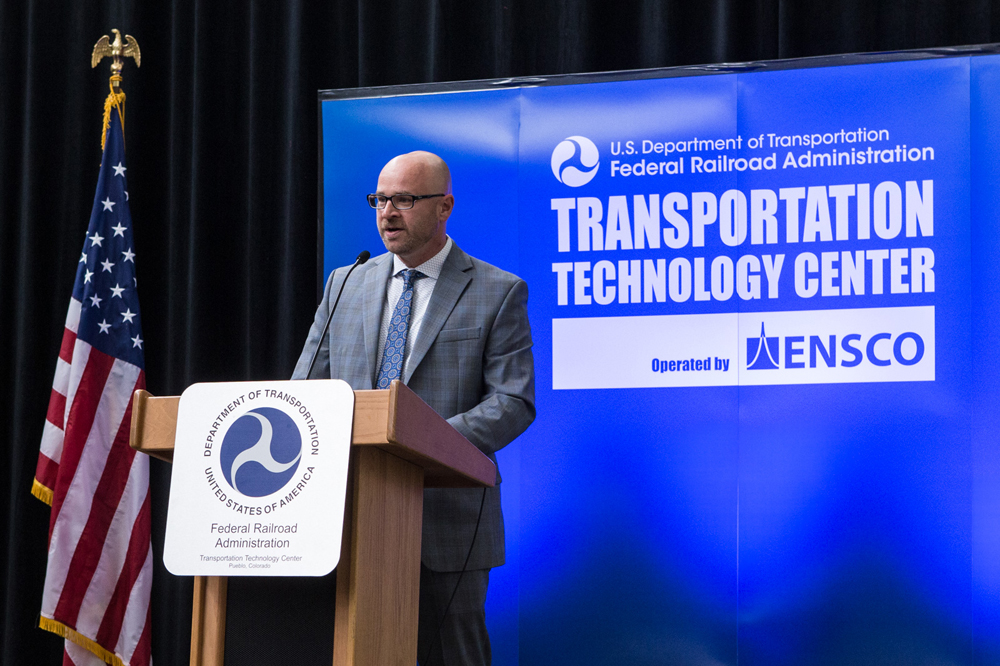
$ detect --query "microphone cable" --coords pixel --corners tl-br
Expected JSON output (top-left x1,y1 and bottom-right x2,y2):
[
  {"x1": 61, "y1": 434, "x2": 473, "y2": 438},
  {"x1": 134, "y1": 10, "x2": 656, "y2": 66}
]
[
  {"x1": 303, "y1": 250, "x2": 370, "y2": 380},
  {"x1": 419, "y1": 485, "x2": 488, "y2": 665}
]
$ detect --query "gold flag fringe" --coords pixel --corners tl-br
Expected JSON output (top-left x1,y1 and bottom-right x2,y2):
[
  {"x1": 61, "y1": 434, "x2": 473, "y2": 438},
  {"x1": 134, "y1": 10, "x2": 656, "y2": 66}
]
[
  {"x1": 31, "y1": 478, "x2": 53, "y2": 506},
  {"x1": 101, "y1": 75, "x2": 126, "y2": 151},
  {"x1": 39, "y1": 616, "x2": 126, "y2": 666}
]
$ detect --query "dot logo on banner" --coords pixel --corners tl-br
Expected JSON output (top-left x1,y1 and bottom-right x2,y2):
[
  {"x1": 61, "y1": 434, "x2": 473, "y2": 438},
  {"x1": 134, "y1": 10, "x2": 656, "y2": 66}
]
[
  {"x1": 220, "y1": 407, "x2": 302, "y2": 497},
  {"x1": 551, "y1": 135, "x2": 600, "y2": 186}
]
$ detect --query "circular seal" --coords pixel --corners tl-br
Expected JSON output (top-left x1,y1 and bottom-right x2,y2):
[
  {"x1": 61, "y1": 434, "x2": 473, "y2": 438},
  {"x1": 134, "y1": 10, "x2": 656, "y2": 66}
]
[
  {"x1": 551, "y1": 135, "x2": 600, "y2": 187},
  {"x1": 219, "y1": 407, "x2": 302, "y2": 498}
]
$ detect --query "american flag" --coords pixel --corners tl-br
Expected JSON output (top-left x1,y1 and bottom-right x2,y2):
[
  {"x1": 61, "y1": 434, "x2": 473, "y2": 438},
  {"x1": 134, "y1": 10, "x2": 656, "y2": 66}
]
[{"x1": 32, "y1": 106, "x2": 152, "y2": 666}]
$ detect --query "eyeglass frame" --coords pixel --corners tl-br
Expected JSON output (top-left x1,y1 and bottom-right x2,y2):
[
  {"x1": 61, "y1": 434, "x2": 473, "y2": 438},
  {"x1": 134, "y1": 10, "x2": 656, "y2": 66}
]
[{"x1": 367, "y1": 193, "x2": 446, "y2": 210}]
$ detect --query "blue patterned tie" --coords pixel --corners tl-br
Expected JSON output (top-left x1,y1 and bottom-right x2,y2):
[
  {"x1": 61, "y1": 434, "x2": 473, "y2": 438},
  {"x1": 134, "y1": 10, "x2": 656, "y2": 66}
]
[{"x1": 376, "y1": 269, "x2": 421, "y2": 389}]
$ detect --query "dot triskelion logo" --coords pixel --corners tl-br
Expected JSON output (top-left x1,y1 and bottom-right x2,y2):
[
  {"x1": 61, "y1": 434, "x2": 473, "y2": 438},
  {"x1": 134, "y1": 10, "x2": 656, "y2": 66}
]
[
  {"x1": 219, "y1": 407, "x2": 302, "y2": 497},
  {"x1": 551, "y1": 135, "x2": 600, "y2": 187}
]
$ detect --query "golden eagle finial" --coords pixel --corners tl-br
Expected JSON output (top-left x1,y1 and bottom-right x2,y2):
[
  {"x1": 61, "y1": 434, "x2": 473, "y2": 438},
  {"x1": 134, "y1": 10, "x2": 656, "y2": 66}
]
[
  {"x1": 92, "y1": 29, "x2": 140, "y2": 91},
  {"x1": 93, "y1": 29, "x2": 140, "y2": 148}
]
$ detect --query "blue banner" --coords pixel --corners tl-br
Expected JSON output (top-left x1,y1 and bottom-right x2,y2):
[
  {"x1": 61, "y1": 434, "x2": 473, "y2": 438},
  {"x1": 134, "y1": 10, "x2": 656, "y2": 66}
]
[{"x1": 321, "y1": 53, "x2": 1000, "y2": 665}]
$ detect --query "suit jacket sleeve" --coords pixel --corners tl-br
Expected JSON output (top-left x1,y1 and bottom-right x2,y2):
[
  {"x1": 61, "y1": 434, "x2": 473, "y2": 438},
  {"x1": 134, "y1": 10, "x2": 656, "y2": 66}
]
[{"x1": 445, "y1": 277, "x2": 535, "y2": 456}]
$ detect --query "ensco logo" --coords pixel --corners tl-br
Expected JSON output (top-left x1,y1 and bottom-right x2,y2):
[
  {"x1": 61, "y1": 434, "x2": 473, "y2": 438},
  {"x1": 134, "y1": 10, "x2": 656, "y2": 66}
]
[
  {"x1": 745, "y1": 323, "x2": 925, "y2": 370},
  {"x1": 551, "y1": 136, "x2": 599, "y2": 187},
  {"x1": 219, "y1": 407, "x2": 302, "y2": 498}
]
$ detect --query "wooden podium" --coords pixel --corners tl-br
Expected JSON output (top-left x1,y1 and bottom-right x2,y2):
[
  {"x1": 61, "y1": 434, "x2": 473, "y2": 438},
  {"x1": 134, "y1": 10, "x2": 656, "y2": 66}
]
[{"x1": 129, "y1": 380, "x2": 496, "y2": 666}]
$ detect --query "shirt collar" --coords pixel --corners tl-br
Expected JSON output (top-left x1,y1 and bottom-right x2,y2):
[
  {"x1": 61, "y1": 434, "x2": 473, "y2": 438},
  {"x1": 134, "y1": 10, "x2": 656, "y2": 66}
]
[{"x1": 391, "y1": 236, "x2": 453, "y2": 280}]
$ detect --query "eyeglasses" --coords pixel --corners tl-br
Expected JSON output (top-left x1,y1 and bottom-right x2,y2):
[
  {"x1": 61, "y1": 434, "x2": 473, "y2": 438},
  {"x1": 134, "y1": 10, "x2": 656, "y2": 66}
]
[{"x1": 367, "y1": 193, "x2": 445, "y2": 210}]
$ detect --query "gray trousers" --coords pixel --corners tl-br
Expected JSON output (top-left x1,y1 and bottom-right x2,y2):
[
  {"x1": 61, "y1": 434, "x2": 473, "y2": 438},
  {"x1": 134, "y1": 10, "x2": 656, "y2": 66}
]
[{"x1": 417, "y1": 566, "x2": 491, "y2": 666}]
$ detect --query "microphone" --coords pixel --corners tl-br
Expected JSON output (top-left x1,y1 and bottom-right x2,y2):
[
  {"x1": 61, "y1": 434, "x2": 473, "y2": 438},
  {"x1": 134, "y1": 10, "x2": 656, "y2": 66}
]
[{"x1": 303, "y1": 250, "x2": 370, "y2": 379}]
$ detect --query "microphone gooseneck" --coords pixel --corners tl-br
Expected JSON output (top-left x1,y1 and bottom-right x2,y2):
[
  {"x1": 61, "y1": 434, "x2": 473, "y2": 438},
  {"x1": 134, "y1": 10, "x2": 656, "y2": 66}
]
[{"x1": 302, "y1": 250, "x2": 370, "y2": 379}]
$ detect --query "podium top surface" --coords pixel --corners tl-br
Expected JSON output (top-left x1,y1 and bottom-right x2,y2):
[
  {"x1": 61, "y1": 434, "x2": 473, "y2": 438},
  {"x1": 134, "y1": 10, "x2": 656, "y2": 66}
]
[{"x1": 130, "y1": 381, "x2": 495, "y2": 488}]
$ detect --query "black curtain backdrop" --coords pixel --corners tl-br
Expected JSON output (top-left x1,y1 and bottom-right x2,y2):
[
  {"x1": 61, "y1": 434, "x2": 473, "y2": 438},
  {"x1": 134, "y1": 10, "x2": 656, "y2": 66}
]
[{"x1": 3, "y1": 1, "x2": 1000, "y2": 664}]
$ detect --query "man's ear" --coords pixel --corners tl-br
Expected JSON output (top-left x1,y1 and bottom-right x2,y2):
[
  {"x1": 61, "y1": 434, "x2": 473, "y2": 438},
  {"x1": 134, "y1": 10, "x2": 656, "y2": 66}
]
[{"x1": 439, "y1": 194, "x2": 455, "y2": 221}]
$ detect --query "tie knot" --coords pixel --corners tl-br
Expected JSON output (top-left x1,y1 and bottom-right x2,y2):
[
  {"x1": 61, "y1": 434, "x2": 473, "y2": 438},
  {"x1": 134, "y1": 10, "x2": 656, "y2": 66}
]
[{"x1": 401, "y1": 269, "x2": 422, "y2": 289}]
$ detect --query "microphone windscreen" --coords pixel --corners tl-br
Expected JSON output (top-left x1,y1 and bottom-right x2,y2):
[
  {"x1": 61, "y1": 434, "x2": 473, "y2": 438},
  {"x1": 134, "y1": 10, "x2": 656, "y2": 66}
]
[{"x1": 357, "y1": 250, "x2": 371, "y2": 264}]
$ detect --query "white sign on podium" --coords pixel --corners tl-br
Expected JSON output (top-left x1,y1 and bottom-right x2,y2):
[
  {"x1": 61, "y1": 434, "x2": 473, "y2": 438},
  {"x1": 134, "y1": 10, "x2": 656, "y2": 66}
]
[{"x1": 163, "y1": 380, "x2": 353, "y2": 576}]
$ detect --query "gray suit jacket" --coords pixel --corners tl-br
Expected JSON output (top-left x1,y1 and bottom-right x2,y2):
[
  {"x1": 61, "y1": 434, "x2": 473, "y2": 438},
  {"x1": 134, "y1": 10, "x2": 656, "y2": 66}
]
[{"x1": 292, "y1": 243, "x2": 535, "y2": 571}]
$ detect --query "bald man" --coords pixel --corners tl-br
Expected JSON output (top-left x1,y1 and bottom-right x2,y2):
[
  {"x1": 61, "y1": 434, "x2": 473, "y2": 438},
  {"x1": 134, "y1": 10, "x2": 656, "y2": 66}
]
[{"x1": 293, "y1": 151, "x2": 535, "y2": 665}]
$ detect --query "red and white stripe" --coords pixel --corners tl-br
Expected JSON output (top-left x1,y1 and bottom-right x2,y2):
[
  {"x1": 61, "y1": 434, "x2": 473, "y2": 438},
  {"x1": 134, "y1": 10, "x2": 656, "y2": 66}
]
[
  {"x1": 36, "y1": 298, "x2": 81, "y2": 493},
  {"x1": 65, "y1": 640, "x2": 109, "y2": 666},
  {"x1": 36, "y1": 297, "x2": 152, "y2": 666}
]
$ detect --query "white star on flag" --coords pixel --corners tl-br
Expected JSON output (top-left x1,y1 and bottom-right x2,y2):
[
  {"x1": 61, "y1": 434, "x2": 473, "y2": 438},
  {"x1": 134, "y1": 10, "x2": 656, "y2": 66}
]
[
  {"x1": 112, "y1": 162, "x2": 126, "y2": 177},
  {"x1": 110, "y1": 284, "x2": 125, "y2": 298},
  {"x1": 79, "y1": 252, "x2": 87, "y2": 264},
  {"x1": 131, "y1": 334, "x2": 143, "y2": 349},
  {"x1": 101, "y1": 197, "x2": 115, "y2": 211},
  {"x1": 111, "y1": 223, "x2": 126, "y2": 237},
  {"x1": 121, "y1": 308, "x2": 136, "y2": 324},
  {"x1": 89, "y1": 294, "x2": 102, "y2": 308},
  {"x1": 89, "y1": 233, "x2": 104, "y2": 247},
  {"x1": 101, "y1": 259, "x2": 114, "y2": 272},
  {"x1": 84, "y1": 269, "x2": 94, "y2": 284},
  {"x1": 97, "y1": 319, "x2": 111, "y2": 334},
  {"x1": 122, "y1": 248, "x2": 135, "y2": 263}
]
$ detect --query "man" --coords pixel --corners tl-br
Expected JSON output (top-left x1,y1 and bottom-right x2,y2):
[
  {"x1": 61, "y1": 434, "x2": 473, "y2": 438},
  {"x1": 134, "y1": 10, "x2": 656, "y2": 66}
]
[{"x1": 292, "y1": 151, "x2": 535, "y2": 665}]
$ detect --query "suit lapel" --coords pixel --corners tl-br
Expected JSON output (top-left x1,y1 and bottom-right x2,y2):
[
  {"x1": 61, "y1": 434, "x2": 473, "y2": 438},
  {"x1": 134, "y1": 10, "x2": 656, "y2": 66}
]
[
  {"x1": 362, "y1": 254, "x2": 393, "y2": 388},
  {"x1": 404, "y1": 244, "x2": 473, "y2": 383}
]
